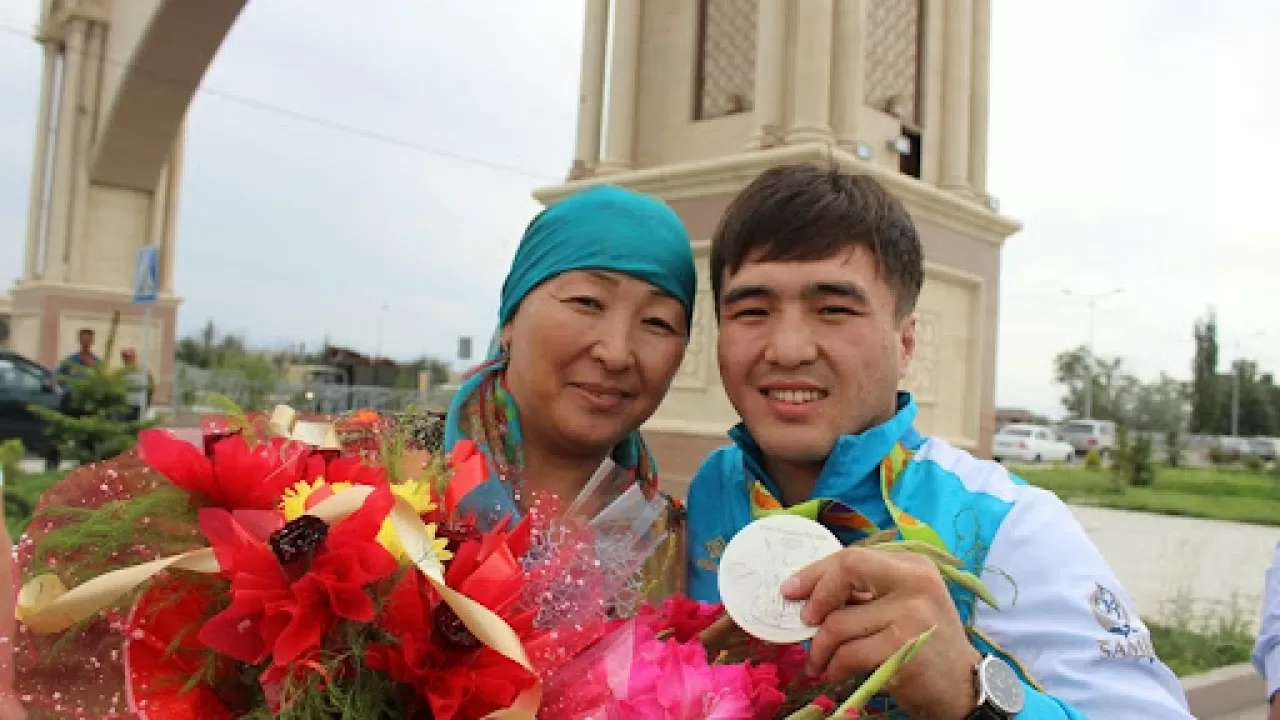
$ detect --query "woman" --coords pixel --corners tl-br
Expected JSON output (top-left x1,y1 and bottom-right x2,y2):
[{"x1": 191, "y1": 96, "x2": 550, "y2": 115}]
[{"x1": 444, "y1": 183, "x2": 696, "y2": 602}]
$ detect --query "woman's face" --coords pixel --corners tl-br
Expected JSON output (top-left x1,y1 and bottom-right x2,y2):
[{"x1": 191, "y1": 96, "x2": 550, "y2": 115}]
[{"x1": 502, "y1": 269, "x2": 689, "y2": 459}]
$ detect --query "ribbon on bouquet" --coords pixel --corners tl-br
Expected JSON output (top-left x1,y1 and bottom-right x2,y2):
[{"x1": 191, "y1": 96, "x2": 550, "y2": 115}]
[
  {"x1": 15, "y1": 416, "x2": 541, "y2": 719},
  {"x1": 268, "y1": 404, "x2": 342, "y2": 451}
]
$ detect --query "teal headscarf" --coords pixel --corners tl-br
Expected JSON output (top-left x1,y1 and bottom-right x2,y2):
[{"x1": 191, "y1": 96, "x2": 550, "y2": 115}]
[{"x1": 443, "y1": 184, "x2": 696, "y2": 525}]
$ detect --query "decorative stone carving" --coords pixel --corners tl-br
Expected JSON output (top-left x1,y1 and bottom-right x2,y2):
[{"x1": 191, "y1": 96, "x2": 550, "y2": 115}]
[
  {"x1": 673, "y1": 289, "x2": 712, "y2": 389},
  {"x1": 697, "y1": 0, "x2": 758, "y2": 120},
  {"x1": 903, "y1": 308, "x2": 939, "y2": 404},
  {"x1": 864, "y1": 0, "x2": 921, "y2": 124}
]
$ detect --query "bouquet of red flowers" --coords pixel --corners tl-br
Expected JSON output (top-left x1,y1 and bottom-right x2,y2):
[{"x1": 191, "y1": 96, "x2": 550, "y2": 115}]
[{"x1": 11, "y1": 405, "x2": 979, "y2": 719}]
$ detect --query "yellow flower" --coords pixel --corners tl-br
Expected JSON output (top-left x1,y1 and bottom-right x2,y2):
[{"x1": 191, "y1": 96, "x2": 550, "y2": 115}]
[
  {"x1": 376, "y1": 480, "x2": 450, "y2": 564},
  {"x1": 391, "y1": 480, "x2": 436, "y2": 515},
  {"x1": 279, "y1": 477, "x2": 450, "y2": 566},
  {"x1": 280, "y1": 478, "x2": 353, "y2": 521}
]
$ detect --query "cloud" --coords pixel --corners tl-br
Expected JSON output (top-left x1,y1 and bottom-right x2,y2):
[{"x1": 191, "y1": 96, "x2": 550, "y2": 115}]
[{"x1": 989, "y1": 0, "x2": 1280, "y2": 418}]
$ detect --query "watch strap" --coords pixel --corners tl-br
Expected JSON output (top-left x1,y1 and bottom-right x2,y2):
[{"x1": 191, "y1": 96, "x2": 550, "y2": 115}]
[{"x1": 963, "y1": 706, "x2": 1006, "y2": 720}]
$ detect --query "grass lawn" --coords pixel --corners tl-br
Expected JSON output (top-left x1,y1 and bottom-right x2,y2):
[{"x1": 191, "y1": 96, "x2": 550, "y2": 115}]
[
  {"x1": 1014, "y1": 465, "x2": 1280, "y2": 526},
  {"x1": 4, "y1": 470, "x2": 64, "y2": 539}
]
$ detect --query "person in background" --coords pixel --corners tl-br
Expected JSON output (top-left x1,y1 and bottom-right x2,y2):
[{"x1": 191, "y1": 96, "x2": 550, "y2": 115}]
[
  {"x1": 54, "y1": 328, "x2": 100, "y2": 384},
  {"x1": 1252, "y1": 540, "x2": 1280, "y2": 719},
  {"x1": 120, "y1": 348, "x2": 154, "y2": 421}
]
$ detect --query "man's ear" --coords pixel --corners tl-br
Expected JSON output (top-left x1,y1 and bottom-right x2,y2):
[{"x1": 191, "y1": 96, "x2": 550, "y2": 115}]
[
  {"x1": 898, "y1": 314, "x2": 917, "y2": 378},
  {"x1": 499, "y1": 323, "x2": 513, "y2": 353}
]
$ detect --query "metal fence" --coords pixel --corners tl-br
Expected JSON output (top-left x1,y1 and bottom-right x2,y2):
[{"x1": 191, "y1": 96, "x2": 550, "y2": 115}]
[{"x1": 162, "y1": 366, "x2": 458, "y2": 419}]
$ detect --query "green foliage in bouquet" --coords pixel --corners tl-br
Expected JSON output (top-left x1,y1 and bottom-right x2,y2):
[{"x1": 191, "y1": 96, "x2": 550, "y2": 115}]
[
  {"x1": 30, "y1": 362, "x2": 158, "y2": 464},
  {"x1": 238, "y1": 618, "x2": 404, "y2": 720}
]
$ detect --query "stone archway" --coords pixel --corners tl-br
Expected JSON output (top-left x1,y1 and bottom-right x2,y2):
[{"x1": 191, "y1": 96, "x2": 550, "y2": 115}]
[{"x1": 8, "y1": 0, "x2": 246, "y2": 395}]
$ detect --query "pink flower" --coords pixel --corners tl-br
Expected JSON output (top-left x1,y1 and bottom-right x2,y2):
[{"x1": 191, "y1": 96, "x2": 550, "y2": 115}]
[{"x1": 605, "y1": 624, "x2": 779, "y2": 720}]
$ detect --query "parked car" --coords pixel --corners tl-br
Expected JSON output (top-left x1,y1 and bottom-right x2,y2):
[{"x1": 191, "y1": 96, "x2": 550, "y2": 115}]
[
  {"x1": 0, "y1": 350, "x2": 66, "y2": 469},
  {"x1": 992, "y1": 424, "x2": 1075, "y2": 464},
  {"x1": 1248, "y1": 437, "x2": 1279, "y2": 462},
  {"x1": 1059, "y1": 419, "x2": 1117, "y2": 457}
]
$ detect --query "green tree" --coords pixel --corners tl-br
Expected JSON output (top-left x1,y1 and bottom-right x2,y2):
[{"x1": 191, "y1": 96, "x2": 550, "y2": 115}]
[
  {"x1": 1230, "y1": 360, "x2": 1276, "y2": 437},
  {"x1": 1054, "y1": 346, "x2": 1136, "y2": 422},
  {"x1": 1190, "y1": 310, "x2": 1222, "y2": 434},
  {"x1": 1130, "y1": 373, "x2": 1191, "y2": 434}
]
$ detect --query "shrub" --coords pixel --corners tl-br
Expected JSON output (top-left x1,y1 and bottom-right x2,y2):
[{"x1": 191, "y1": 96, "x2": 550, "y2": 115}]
[
  {"x1": 0, "y1": 438, "x2": 23, "y2": 479},
  {"x1": 1109, "y1": 426, "x2": 1131, "y2": 492},
  {"x1": 1128, "y1": 435, "x2": 1157, "y2": 487},
  {"x1": 1084, "y1": 448, "x2": 1103, "y2": 471},
  {"x1": 1164, "y1": 429, "x2": 1182, "y2": 467},
  {"x1": 1243, "y1": 454, "x2": 1265, "y2": 473},
  {"x1": 1208, "y1": 446, "x2": 1240, "y2": 466},
  {"x1": 30, "y1": 363, "x2": 157, "y2": 464}
]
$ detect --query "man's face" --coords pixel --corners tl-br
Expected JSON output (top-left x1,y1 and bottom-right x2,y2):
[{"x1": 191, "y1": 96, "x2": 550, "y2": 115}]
[
  {"x1": 716, "y1": 246, "x2": 916, "y2": 468},
  {"x1": 79, "y1": 331, "x2": 93, "y2": 351}
]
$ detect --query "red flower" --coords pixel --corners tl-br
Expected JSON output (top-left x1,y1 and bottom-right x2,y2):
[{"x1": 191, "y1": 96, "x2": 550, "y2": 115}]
[
  {"x1": 743, "y1": 662, "x2": 788, "y2": 720},
  {"x1": 442, "y1": 440, "x2": 489, "y2": 514},
  {"x1": 319, "y1": 453, "x2": 388, "y2": 487},
  {"x1": 635, "y1": 594, "x2": 724, "y2": 643},
  {"x1": 195, "y1": 485, "x2": 399, "y2": 669},
  {"x1": 139, "y1": 429, "x2": 310, "y2": 511},
  {"x1": 124, "y1": 577, "x2": 239, "y2": 720},
  {"x1": 364, "y1": 517, "x2": 541, "y2": 720}
]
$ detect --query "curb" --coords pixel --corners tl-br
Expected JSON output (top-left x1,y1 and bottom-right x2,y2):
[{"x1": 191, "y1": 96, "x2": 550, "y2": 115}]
[{"x1": 1182, "y1": 663, "x2": 1264, "y2": 717}]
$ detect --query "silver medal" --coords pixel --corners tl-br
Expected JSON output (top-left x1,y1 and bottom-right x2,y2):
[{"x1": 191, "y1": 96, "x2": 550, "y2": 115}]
[{"x1": 717, "y1": 514, "x2": 842, "y2": 644}]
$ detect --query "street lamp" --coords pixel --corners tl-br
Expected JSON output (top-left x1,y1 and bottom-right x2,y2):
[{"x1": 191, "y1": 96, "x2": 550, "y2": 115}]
[
  {"x1": 1062, "y1": 287, "x2": 1125, "y2": 419},
  {"x1": 1230, "y1": 330, "x2": 1265, "y2": 437}
]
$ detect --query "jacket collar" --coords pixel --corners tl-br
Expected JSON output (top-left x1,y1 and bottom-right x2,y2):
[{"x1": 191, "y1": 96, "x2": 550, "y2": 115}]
[{"x1": 729, "y1": 392, "x2": 920, "y2": 503}]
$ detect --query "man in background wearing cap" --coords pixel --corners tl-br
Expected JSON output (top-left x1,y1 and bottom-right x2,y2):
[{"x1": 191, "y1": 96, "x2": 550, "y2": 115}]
[{"x1": 120, "y1": 348, "x2": 154, "y2": 421}]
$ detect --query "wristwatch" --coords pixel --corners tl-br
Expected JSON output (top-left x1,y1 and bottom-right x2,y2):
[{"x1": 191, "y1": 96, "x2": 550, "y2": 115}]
[{"x1": 964, "y1": 654, "x2": 1025, "y2": 719}]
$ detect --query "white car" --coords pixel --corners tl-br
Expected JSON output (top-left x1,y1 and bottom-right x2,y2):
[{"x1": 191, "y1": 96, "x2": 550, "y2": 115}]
[{"x1": 992, "y1": 424, "x2": 1075, "y2": 464}]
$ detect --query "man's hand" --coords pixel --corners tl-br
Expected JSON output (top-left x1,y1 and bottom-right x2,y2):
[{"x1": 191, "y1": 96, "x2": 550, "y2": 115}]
[
  {"x1": 1268, "y1": 692, "x2": 1280, "y2": 720},
  {"x1": 781, "y1": 545, "x2": 983, "y2": 720}
]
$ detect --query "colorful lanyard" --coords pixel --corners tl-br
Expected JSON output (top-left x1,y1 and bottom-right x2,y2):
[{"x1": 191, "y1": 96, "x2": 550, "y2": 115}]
[{"x1": 746, "y1": 441, "x2": 950, "y2": 555}]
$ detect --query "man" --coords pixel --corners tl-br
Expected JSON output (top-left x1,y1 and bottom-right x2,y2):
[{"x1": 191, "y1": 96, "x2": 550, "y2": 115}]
[
  {"x1": 1252, "y1": 540, "x2": 1280, "y2": 718},
  {"x1": 120, "y1": 347, "x2": 154, "y2": 421},
  {"x1": 685, "y1": 164, "x2": 1191, "y2": 718},
  {"x1": 55, "y1": 327, "x2": 100, "y2": 383}
]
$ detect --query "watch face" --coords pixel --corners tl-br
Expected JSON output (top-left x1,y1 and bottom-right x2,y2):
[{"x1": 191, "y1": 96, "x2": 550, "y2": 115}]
[{"x1": 981, "y1": 657, "x2": 1026, "y2": 714}]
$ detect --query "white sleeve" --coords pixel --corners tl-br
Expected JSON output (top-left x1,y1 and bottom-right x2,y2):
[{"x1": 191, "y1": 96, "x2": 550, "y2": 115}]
[{"x1": 973, "y1": 486, "x2": 1194, "y2": 718}]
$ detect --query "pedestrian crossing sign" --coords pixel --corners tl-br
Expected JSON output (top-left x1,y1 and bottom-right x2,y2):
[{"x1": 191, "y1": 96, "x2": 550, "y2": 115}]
[{"x1": 133, "y1": 246, "x2": 159, "y2": 304}]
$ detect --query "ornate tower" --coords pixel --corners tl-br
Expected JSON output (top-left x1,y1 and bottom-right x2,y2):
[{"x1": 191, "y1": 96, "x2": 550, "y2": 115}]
[{"x1": 550, "y1": 0, "x2": 1018, "y2": 482}]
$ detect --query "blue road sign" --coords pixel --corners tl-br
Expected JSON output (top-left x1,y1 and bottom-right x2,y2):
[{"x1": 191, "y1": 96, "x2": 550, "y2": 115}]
[{"x1": 133, "y1": 246, "x2": 159, "y2": 304}]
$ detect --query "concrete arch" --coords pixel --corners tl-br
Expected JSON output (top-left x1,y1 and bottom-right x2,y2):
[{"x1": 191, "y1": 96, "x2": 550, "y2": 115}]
[{"x1": 91, "y1": 0, "x2": 247, "y2": 191}]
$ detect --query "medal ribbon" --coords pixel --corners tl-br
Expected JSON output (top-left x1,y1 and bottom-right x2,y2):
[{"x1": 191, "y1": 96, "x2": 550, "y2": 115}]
[{"x1": 746, "y1": 441, "x2": 948, "y2": 554}]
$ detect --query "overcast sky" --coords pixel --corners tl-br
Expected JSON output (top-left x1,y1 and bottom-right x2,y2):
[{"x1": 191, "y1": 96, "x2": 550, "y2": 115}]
[{"x1": 0, "y1": 0, "x2": 1276, "y2": 420}]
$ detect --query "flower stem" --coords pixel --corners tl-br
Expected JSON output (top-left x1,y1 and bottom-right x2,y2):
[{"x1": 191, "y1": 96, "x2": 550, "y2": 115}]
[{"x1": 833, "y1": 625, "x2": 936, "y2": 715}]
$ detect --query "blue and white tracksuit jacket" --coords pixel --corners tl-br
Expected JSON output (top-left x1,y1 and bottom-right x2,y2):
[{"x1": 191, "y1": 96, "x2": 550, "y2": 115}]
[{"x1": 685, "y1": 395, "x2": 1193, "y2": 718}]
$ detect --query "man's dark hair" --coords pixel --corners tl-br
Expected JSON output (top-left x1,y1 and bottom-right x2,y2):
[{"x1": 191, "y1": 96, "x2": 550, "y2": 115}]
[
  {"x1": 78, "y1": 328, "x2": 94, "y2": 337},
  {"x1": 709, "y1": 163, "x2": 925, "y2": 319}
]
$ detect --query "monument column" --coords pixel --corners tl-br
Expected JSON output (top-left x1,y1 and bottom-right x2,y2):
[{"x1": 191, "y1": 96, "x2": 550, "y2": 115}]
[
  {"x1": 43, "y1": 16, "x2": 88, "y2": 283},
  {"x1": 599, "y1": 0, "x2": 642, "y2": 173},
  {"x1": 69, "y1": 20, "x2": 106, "y2": 281},
  {"x1": 22, "y1": 41, "x2": 56, "y2": 281},
  {"x1": 833, "y1": 0, "x2": 868, "y2": 148},
  {"x1": 939, "y1": 0, "x2": 974, "y2": 194},
  {"x1": 785, "y1": 0, "x2": 835, "y2": 144},
  {"x1": 968, "y1": 0, "x2": 992, "y2": 195},
  {"x1": 745, "y1": 0, "x2": 786, "y2": 150},
  {"x1": 570, "y1": 0, "x2": 609, "y2": 178}
]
